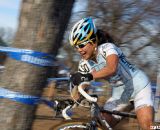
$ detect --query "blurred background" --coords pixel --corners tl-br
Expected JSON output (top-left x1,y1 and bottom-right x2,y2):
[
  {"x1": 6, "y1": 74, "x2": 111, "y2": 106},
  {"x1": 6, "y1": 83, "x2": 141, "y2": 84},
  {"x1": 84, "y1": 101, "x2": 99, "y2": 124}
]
[
  {"x1": 0, "y1": 0, "x2": 159, "y2": 81},
  {"x1": 0, "y1": 0, "x2": 159, "y2": 129}
]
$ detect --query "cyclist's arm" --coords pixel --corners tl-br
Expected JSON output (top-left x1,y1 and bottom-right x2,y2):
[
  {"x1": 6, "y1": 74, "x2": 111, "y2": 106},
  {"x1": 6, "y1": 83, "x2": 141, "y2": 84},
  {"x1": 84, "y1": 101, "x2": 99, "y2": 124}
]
[{"x1": 91, "y1": 54, "x2": 119, "y2": 79}]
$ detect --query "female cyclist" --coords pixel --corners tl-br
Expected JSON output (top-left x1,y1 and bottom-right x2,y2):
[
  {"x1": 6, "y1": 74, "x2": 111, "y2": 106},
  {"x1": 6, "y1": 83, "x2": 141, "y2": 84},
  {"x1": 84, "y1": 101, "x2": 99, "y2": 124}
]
[{"x1": 69, "y1": 17, "x2": 154, "y2": 130}]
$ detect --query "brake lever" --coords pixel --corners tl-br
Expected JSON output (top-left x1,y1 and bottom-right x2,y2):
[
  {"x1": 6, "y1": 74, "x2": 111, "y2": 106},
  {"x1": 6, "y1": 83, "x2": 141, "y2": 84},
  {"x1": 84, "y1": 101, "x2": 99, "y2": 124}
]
[{"x1": 53, "y1": 99, "x2": 74, "y2": 117}]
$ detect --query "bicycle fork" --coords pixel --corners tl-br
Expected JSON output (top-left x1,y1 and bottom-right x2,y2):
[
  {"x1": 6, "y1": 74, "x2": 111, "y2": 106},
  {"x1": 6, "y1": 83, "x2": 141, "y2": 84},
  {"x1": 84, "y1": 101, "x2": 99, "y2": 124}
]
[
  {"x1": 91, "y1": 103, "x2": 112, "y2": 130},
  {"x1": 100, "y1": 119, "x2": 112, "y2": 130}
]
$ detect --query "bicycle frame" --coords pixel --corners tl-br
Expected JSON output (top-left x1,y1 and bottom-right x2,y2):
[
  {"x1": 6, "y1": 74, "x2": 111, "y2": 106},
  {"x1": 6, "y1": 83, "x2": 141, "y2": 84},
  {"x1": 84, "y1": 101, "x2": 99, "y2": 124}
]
[
  {"x1": 75, "y1": 82, "x2": 136, "y2": 129},
  {"x1": 89, "y1": 102, "x2": 112, "y2": 129}
]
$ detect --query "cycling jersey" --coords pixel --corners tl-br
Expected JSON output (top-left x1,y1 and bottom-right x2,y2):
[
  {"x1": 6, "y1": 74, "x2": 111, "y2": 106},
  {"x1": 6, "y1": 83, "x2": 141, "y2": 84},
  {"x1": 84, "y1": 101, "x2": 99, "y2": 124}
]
[{"x1": 78, "y1": 43, "x2": 150, "y2": 102}]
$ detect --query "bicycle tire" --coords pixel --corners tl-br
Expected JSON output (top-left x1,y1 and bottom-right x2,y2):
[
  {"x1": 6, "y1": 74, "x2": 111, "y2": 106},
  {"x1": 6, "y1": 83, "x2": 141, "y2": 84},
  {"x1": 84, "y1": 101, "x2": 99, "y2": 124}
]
[{"x1": 51, "y1": 120, "x2": 103, "y2": 130}]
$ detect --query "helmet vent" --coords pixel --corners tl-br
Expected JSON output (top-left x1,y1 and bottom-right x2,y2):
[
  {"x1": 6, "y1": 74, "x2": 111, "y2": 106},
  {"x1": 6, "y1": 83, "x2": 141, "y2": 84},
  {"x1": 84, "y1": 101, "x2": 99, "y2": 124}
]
[{"x1": 84, "y1": 24, "x2": 89, "y2": 31}]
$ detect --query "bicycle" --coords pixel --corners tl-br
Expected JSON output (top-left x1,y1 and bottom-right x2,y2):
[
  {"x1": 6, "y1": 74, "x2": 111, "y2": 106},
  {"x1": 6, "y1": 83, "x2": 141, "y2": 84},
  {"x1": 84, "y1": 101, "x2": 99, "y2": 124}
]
[{"x1": 49, "y1": 82, "x2": 137, "y2": 130}]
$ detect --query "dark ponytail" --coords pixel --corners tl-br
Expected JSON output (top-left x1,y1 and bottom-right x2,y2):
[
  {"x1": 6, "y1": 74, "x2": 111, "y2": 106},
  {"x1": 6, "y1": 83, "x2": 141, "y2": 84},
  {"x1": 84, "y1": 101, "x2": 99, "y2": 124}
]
[{"x1": 96, "y1": 29, "x2": 114, "y2": 46}]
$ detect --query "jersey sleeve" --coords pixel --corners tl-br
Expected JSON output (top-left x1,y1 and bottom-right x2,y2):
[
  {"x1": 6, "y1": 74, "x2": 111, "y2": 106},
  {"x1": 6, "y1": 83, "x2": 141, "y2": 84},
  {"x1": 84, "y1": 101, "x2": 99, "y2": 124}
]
[{"x1": 99, "y1": 43, "x2": 118, "y2": 58}]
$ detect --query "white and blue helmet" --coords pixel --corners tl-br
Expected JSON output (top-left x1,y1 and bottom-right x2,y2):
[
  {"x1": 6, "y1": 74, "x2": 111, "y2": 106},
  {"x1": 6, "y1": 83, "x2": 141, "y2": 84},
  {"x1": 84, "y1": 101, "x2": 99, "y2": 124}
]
[{"x1": 69, "y1": 17, "x2": 97, "y2": 46}]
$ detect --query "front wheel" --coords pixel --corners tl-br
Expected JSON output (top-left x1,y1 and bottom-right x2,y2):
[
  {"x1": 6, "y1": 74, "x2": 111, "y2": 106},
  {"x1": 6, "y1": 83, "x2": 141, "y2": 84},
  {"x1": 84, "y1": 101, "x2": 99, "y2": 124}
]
[{"x1": 52, "y1": 120, "x2": 103, "y2": 130}]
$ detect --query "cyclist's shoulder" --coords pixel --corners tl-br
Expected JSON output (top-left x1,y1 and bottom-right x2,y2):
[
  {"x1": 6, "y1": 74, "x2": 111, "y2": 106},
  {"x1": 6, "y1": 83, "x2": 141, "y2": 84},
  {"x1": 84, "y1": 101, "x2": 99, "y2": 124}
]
[
  {"x1": 98, "y1": 42, "x2": 117, "y2": 49},
  {"x1": 98, "y1": 42, "x2": 118, "y2": 54}
]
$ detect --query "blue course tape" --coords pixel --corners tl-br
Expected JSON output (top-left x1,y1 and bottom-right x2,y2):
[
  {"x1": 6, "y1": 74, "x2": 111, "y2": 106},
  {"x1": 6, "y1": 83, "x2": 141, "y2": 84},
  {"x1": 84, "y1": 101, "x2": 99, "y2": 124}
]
[
  {"x1": 0, "y1": 87, "x2": 55, "y2": 107},
  {"x1": 91, "y1": 81, "x2": 105, "y2": 87},
  {"x1": 47, "y1": 77, "x2": 105, "y2": 87},
  {"x1": 155, "y1": 96, "x2": 160, "y2": 99},
  {"x1": 0, "y1": 46, "x2": 55, "y2": 67},
  {"x1": 48, "y1": 77, "x2": 70, "y2": 82}
]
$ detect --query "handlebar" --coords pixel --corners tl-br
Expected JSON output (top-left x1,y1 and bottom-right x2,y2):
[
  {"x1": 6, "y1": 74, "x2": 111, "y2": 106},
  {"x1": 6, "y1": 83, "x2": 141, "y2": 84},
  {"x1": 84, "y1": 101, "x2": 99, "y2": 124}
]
[
  {"x1": 78, "y1": 82, "x2": 98, "y2": 102},
  {"x1": 58, "y1": 81, "x2": 137, "y2": 120},
  {"x1": 61, "y1": 82, "x2": 98, "y2": 119}
]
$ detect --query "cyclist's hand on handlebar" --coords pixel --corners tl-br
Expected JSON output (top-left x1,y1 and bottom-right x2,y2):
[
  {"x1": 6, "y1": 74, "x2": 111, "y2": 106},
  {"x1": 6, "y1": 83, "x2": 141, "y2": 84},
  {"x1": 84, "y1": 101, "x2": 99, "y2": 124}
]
[{"x1": 70, "y1": 72, "x2": 93, "y2": 86}]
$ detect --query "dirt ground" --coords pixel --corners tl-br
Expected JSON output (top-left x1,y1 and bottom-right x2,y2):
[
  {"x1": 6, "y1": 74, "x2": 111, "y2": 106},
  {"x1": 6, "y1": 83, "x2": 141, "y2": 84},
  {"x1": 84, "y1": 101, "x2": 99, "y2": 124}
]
[
  {"x1": 32, "y1": 104, "x2": 139, "y2": 130},
  {"x1": 32, "y1": 85, "x2": 160, "y2": 130}
]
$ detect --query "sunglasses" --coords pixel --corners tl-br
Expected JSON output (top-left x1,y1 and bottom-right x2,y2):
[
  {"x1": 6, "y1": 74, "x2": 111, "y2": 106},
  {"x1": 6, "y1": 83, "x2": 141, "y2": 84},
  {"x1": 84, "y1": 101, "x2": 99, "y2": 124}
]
[{"x1": 75, "y1": 38, "x2": 96, "y2": 49}]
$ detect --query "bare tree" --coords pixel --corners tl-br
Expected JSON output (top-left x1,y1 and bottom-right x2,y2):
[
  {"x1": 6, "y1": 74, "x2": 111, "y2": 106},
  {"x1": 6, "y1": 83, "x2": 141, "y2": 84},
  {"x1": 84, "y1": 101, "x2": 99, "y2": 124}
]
[
  {"x1": 87, "y1": 0, "x2": 159, "y2": 44},
  {"x1": 0, "y1": 0, "x2": 74, "y2": 130}
]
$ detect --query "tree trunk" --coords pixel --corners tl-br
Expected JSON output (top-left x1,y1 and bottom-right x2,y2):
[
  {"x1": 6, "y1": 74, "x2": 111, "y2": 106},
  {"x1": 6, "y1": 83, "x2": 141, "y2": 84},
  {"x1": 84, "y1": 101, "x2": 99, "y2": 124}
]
[
  {"x1": 0, "y1": 0, "x2": 74, "y2": 130},
  {"x1": 155, "y1": 55, "x2": 160, "y2": 122}
]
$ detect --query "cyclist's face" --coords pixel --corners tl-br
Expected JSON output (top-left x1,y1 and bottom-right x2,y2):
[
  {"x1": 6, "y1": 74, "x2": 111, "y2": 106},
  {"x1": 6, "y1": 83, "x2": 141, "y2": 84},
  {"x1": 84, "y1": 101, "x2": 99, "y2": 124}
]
[{"x1": 76, "y1": 42, "x2": 97, "y2": 60}]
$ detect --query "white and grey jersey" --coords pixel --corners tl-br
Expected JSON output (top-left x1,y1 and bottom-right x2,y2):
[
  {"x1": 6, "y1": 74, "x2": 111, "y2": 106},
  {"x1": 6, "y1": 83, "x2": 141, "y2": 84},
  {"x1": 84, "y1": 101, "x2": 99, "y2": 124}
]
[{"x1": 78, "y1": 43, "x2": 150, "y2": 101}]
